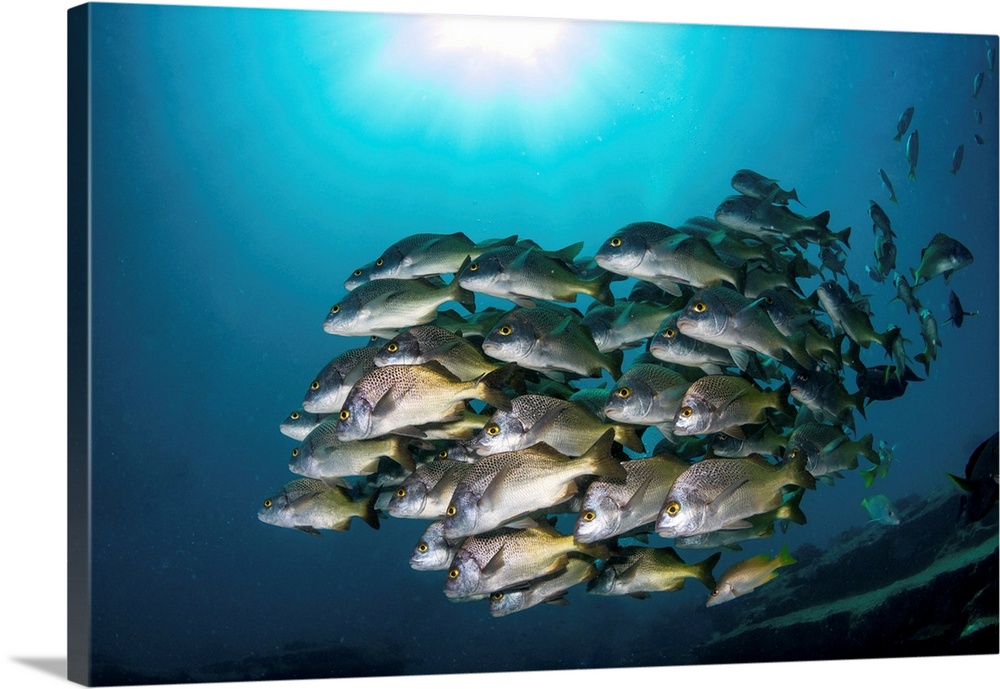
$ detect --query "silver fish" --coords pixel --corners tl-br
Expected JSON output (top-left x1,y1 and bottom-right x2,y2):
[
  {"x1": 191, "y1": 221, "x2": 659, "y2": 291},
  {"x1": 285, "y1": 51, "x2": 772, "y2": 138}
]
[
  {"x1": 373, "y1": 324, "x2": 500, "y2": 381},
  {"x1": 893, "y1": 106, "x2": 914, "y2": 142},
  {"x1": 587, "y1": 546, "x2": 720, "y2": 598},
  {"x1": 365, "y1": 232, "x2": 517, "y2": 282},
  {"x1": 655, "y1": 454, "x2": 816, "y2": 538},
  {"x1": 442, "y1": 430, "x2": 626, "y2": 540},
  {"x1": 410, "y1": 520, "x2": 459, "y2": 571},
  {"x1": 257, "y1": 478, "x2": 380, "y2": 535},
  {"x1": 290, "y1": 416, "x2": 415, "y2": 479},
  {"x1": 323, "y1": 277, "x2": 476, "y2": 339},
  {"x1": 730, "y1": 168, "x2": 800, "y2": 206},
  {"x1": 387, "y1": 459, "x2": 472, "y2": 519},
  {"x1": 951, "y1": 144, "x2": 964, "y2": 175},
  {"x1": 877, "y1": 170, "x2": 898, "y2": 204},
  {"x1": 582, "y1": 300, "x2": 671, "y2": 353},
  {"x1": 906, "y1": 129, "x2": 919, "y2": 180},
  {"x1": 489, "y1": 557, "x2": 598, "y2": 617},
  {"x1": 302, "y1": 346, "x2": 379, "y2": 414},
  {"x1": 334, "y1": 361, "x2": 511, "y2": 442},
  {"x1": 469, "y1": 394, "x2": 644, "y2": 458},
  {"x1": 648, "y1": 311, "x2": 743, "y2": 374},
  {"x1": 573, "y1": 453, "x2": 692, "y2": 544},
  {"x1": 603, "y1": 363, "x2": 691, "y2": 437},
  {"x1": 784, "y1": 423, "x2": 878, "y2": 484},
  {"x1": 911, "y1": 233, "x2": 974, "y2": 285},
  {"x1": 673, "y1": 375, "x2": 792, "y2": 439},
  {"x1": 280, "y1": 409, "x2": 328, "y2": 441}
]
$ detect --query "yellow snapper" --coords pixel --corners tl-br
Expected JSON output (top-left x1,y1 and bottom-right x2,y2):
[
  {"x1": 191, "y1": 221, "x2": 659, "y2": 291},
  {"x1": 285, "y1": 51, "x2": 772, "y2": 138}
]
[
  {"x1": 489, "y1": 556, "x2": 598, "y2": 617},
  {"x1": 706, "y1": 543, "x2": 796, "y2": 606},
  {"x1": 655, "y1": 454, "x2": 816, "y2": 538},
  {"x1": 444, "y1": 521, "x2": 608, "y2": 601},
  {"x1": 442, "y1": 430, "x2": 627, "y2": 540},
  {"x1": 257, "y1": 478, "x2": 379, "y2": 535},
  {"x1": 587, "y1": 546, "x2": 720, "y2": 598},
  {"x1": 334, "y1": 361, "x2": 511, "y2": 442}
]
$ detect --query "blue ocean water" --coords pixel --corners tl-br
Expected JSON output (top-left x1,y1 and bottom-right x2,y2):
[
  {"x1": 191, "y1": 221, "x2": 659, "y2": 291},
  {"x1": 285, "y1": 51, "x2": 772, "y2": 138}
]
[{"x1": 84, "y1": 3, "x2": 998, "y2": 682}]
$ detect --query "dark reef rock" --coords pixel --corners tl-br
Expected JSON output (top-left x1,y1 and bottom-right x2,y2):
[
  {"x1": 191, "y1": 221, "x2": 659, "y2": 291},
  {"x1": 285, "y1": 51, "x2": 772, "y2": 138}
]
[{"x1": 692, "y1": 486, "x2": 998, "y2": 664}]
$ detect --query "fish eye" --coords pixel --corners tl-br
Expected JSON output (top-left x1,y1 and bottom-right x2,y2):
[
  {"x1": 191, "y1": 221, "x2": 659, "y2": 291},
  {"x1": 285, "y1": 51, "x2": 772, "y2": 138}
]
[
  {"x1": 418, "y1": 543, "x2": 429, "y2": 553},
  {"x1": 616, "y1": 387, "x2": 631, "y2": 399},
  {"x1": 498, "y1": 325, "x2": 513, "y2": 336},
  {"x1": 438, "y1": 450, "x2": 449, "y2": 459},
  {"x1": 330, "y1": 304, "x2": 340, "y2": 314},
  {"x1": 291, "y1": 448, "x2": 299, "y2": 458},
  {"x1": 583, "y1": 510, "x2": 596, "y2": 522},
  {"x1": 798, "y1": 372, "x2": 810, "y2": 381},
  {"x1": 263, "y1": 498, "x2": 272, "y2": 508},
  {"x1": 387, "y1": 343, "x2": 399, "y2": 353},
  {"x1": 680, "y1": 406, "x2": 693, "y2": 418},
  {"x1": 352, "y1": 269, "x2": 362, "y2": 277},
  {"x1": 339, "y1": 410, "x2": 350, "y2": 421},
  {"x1": 663, "y1": 328, "x2": 676, "y2": 338},
  {"x1": 486, "y1": 424, "x2": 501, "y2": 436},
  {"x1": 446, "y1": 505, "x2": 457, "y2": 517},
  {"x1": 375, "y1": 258, "x2": 384, "y2": 266},
  {"x1": 764, "y1": 295, "x2": 774, "y2": 304},
  {"x1": 310, "y1": 380, "x2": 320, "y2": 391},
  {"x1": 395, "y1": 488, "x2": 406, "y2": 498},
  {"x1": 469, "y1": 263, "x2": 479, "y2": 272},
  {"x1": 789, "y1": 448, "x2": 799, "y2": 459},
  {"x1": 491, "y1": 592, "x2": 504, "y2": 601},
  {"x1": 289, "y1": 411, "x2": 300, "y2": 420},
  {"x1": 610, "y1": 237, "x2": 622, "y2": 247},
  {"x1": 665, "y1": 501, "x2": 681, "y2": 517},
  {"x1": 448, "y1": 568, "x2": 460, "y2": 579},
  {"x1": 693, "y1": 301, "x2": 707, "y2": 313}
]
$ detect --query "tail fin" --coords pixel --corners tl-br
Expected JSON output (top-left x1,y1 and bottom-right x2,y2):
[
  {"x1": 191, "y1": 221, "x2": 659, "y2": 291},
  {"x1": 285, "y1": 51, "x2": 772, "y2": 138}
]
[
  {"x1": 694, "y1": 551, "x2": 722, "y2": 592},
  {"x1": 582, "y1": 429, "x2": 628, "y2": 480},
  {"x1": 474, "y1": 364, "x2": 515, "y2": 412},
  {"x1": 388, "y1": 435, "x2": 416, "y2": 473},
  {"x1": 782, "y1": 451, "x2": 818, "y2": 491},
  {"x1": 358, "y1": 489, "x2": 381, "y2": 530},
  {"x1": 612, "y1": 422, "x2": 646, "y2": 453},
  {"x1": 835, "y1": 226, "x2": 852, "y2": 249}
]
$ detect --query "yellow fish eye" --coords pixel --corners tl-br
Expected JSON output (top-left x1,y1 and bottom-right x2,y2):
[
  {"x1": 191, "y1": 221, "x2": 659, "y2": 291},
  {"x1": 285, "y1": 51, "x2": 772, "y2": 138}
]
[
  {"x1": 664, "y1": 328, "x2": 676, "y2": 338},
  {"x1": 375, "y1": 258, "x2": 384, "y2": 266},
  {"x1": 616, "y1": 387, "x2": 631, "y2": 399},
  {"x1": 289, "y1": 411, "x2": 300, "y2": 420},
  {"x1": 353, "y1": 269, "x2": 362, "y2": 277},
  {"x1": 764, "y1": 295, "x2": 775, "y2": 304},
  {"x1": 395, "y1": 488, "x2": 406, "y2": 498},
  {"x1": 387, "y1": 342, "x2": 398, "y2": 353},
  {"x1": 665, "y1": 501, "x2": 681, "y2": 517},
  {"x1": 438, "y1": 450, "x2": 449, "y2": 459},
  {"x1": 330, "y1": 304, "x2": 340, "y2": 314},
  {"x1": 291, "y1": 448, "x2": 299, "y2": 458},
  {"x1": 610, "y1": 237, "x2": 622, "y2": 247},
  {"x1": 583, "y1": 510, "x2": 596, "y2": 522},
  {"x1": 486, "y1": 424, "x2": 500, "y2": 436},
  {"x1": 789, "y1": 448, "x2": 799, "y2": 459},
  {"x1": 469, "y1": 263, "x2": 479, "y2": 272},
  {"x1": 263, "y1": 498, "x2": 272, "y2": 508},
  {"x1": 339, "y1": 410, "x2": 350, "y2": 421},
  {"x1": 491, "y1": 592, "x2": 504, "y2": 601},
  {"x1": 448, "y1": 568, "x2": 460, "y2": 579},
  {"x1": 799, "y1": 372, "x2": 810, "y2": 381},
  {"x1": 680, "y1": 406, "x2": 693, "y2": 418},
  {"x1": 446, "y1": 505, "x2": 457, "y2": 517},
  {"x1": 693, "y1": 301, "x2": 707, "y2": 313},
  {"x1": 418, "y1": 543, "x2": 429, "y2": 553},
  {"x1": 310, "y1": 380, "x2": 320, "y2": 391},
  {"x1": 498, "y1": 325, "x2": 513, "y2": 336}
]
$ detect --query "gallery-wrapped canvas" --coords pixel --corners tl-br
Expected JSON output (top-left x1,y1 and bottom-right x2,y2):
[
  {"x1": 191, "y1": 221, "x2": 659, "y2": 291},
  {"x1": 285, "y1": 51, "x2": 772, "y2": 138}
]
[{"x1": 67, "y1": 2, "x2": 998, "y2": 687}]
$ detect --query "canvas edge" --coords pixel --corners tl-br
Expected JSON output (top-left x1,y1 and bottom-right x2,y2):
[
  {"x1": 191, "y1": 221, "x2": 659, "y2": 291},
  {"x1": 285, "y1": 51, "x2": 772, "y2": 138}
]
[{"x1": 67, "y1": 3, "x2": 92, "y2": 686}]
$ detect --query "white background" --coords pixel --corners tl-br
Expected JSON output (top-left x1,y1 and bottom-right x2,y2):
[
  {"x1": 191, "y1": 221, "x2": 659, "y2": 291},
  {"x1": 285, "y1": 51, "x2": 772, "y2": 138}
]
[{"x1": 1, "y1": 1, "x2": 997, "y2": 689}]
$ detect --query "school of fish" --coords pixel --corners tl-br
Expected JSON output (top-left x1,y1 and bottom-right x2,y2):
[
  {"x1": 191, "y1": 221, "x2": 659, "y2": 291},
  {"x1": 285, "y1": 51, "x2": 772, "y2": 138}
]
[{"x1": 258, "y1": 46, "x2": 995, "y2": 615}]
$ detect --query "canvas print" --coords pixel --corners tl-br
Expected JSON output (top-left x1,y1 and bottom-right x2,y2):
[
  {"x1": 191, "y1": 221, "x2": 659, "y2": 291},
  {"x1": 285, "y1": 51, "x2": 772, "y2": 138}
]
[{"x1": 67, "y1": 2, "x2": 999, "y2": 686}]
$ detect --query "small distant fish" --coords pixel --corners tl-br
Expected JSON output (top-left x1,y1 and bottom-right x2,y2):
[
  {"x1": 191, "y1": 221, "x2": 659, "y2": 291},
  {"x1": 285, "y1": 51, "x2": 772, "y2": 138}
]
[
  {"x1": 974, "y1": 108, "x2": 983, "y2": 125},
  {"x1": 974, "y1": 133, "x2": 985, "y2": 146},
  {"x1": 816, "y1": 280, "x2": 900, "y2": 354},
  {"x1": 944, "y1": 290, "x2": 978, "y2": 328},
  {"x1": 855, "y1": 364, "x2": 924, "y2": 403},
  {"x1": 973, "y1": 71, "x2": 984, "y2": 99},
  {"x1": 914, "y1": 308, "x2": 942, "y2": 375},
  {"x1": 706, "y1": 543, "x2": 796, "y2": 606},
  {"x1": 989, "y1": 43, "x2": 997, "y2": 74},
  {"x1": 869, "y1": 200, "x2": 896, "y2": 238},
  {"x1": 906, "y1": 129, "x2": 919, "y2": 180},
  {"x1": 877, "y1": 169, "x2": 898, "y2": 204},
  {"x1": 889, "y1": 271, "x2": 921, "y2": 315},
  {"x1": 730, "y1": 168, "x2": 801, "y2": 206},
  {"x1": 864, "y1": 265, "x2": 886, "y2": 284},
  {"x1": 951, "y1": 144, "x2": 964, "y2": 175},
  {"x1": 911, "y1": 233, "x2": 975, "y2": 285},
  {"x1": 789, "y1": 367, "x2": 867, "y2": 431},
  {"x1": 947, "y1": 432, "x2": 999, "y2": 523},
  {"x1": 893, "y1": 106, "x2": 914, "y2": 142},
  {"x1": 873, "y1": 231, "x2": 897, "y2": 279},
  {"x1": 862, "y1": 494, "x2": 901, "y2": 525},
  {"x1": 860, "y1": 440, "x2": 898, "y2": 487}
]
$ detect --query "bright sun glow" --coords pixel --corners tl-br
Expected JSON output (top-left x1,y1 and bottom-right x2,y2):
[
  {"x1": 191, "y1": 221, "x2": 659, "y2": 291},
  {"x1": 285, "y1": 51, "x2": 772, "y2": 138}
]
[{"x1": 430, "y1": 16, "x2": 564, "y2": 65}]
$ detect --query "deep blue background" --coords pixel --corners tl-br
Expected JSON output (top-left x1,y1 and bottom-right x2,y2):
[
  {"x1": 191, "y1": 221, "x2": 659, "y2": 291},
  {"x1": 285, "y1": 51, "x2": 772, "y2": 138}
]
[{"x1": 86, "y1": 3, "x2": 998, "y2": 678}]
